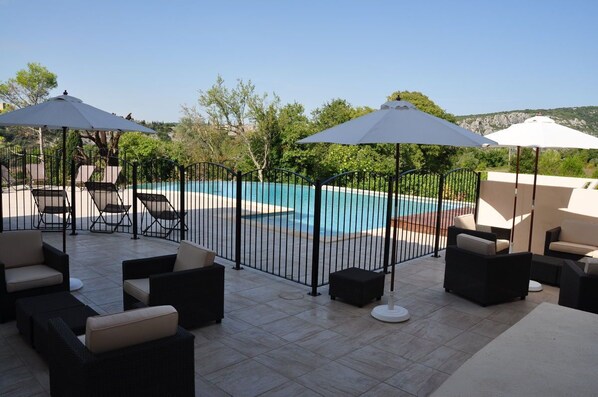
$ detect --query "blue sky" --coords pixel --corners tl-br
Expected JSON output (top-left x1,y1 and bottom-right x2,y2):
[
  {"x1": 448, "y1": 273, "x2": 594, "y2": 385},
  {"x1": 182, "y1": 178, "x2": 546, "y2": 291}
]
[{"x1": 1, "y1": 0, "x2": 597, "y2": 122}]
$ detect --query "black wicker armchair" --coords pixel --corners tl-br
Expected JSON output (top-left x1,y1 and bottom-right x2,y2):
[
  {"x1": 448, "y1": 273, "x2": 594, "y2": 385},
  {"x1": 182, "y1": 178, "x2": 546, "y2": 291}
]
[
  {"x1": 0, "y1": 231, "x2": 69, "y2": 323},
  {"x1": 122, "y1": 251, "x2": 224, "y2": 329},
  {"x1": 558, "y1": 260, "x2": 598, "y2": 315},
  {"x1": 47, "y1": 317, "x2": 195, "y2": 397},
  {"x1": 444, "y1": 244, "x2": 531, "y2": 306}
]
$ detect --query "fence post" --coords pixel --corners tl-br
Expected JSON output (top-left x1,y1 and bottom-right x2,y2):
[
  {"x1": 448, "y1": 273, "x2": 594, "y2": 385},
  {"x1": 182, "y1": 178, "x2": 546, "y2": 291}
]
[
  {"x1": 179, "y1": 164, "x2": 186, "y2": 241},
  {"x1": 309, "y1": 179, "x2": 322, "y2": 296},
  {"x1": 382, "y1": 176, "x2": 394, "y2": 274},
  {"x1": 70, "y1": 159, "x2": 77, "y2": 235},
  {"x1": 131, "y1": 162, "x2": 139, "y2": 239},
  {"x1": 474, "y1": 171, "x2": 481, "y2": 221},
  {"x1": 433, "y1": 174, "x2": 445, "y2": 257},
  {"x1": 0, "y1": 164, "x2": 3, "y2": 233},
  {"x1": 234, "y1": 171, "x2": 243, "y2": 270}
]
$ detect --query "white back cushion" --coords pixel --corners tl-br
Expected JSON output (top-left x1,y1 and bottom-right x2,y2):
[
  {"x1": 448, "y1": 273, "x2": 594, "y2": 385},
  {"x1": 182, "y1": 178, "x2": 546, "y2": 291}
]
[
  {"x1": 173, "y1": 240, "x2": 216, "y2": 272},
  {"x1": 0, "y1": 230, "x2": 45, "y2": 268},
  {"x1": 85, "y1": 305, "x2": 178, "y2": 354},
  {"x1": 580, "y1": 258, "x2": 598, "y2": 276},
  {"x1": 560, "y1": 220, "x2": 598, "y2": 247},
  {"x1": 454, "y1": 214, "x2": 476, "y2": 230},
  {"x1": 456, "y1": 233, "x2": 496, "y2": 256}
]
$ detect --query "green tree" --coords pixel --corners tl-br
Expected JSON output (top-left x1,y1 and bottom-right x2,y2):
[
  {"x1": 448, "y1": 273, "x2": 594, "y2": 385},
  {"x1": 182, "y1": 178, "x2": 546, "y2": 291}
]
[
  {"x1": 0, "y1": 62, "x2": 58, "y2": 155},
  {"x1": 277, "y1": 102, "x2": 313, "y2": 173},
  {"x1": 198, "y1": 76, "x2": 280, "y2": 180}
]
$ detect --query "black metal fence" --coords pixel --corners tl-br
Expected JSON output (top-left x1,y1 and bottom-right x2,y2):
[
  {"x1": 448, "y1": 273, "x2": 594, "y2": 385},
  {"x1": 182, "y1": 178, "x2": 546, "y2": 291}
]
[{"x1": 1, "y1": 148, "x2": 480, "y2": 294}]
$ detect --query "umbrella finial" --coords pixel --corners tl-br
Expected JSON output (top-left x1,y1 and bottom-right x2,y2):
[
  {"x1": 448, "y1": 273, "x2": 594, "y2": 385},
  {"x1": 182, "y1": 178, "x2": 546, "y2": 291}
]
[
  {"x1": 394, "y1": 93, "x2": 401, "y2": 101},
  {"x1": 63, "y1": 90, "x2": 68, "y2": 95}
]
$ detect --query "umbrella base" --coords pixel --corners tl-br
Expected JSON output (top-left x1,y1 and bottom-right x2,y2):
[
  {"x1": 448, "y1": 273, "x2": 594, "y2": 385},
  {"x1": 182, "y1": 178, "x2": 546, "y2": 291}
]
[
  {"x1": 371, "y1": 304, "x2": 410, "y2": 323},
  {"x1": 69, "y1": 278, "x2": 83, "y2": 291},
  {"x1": 529, "y1": 280, "x2": 543, "y2": 292}
]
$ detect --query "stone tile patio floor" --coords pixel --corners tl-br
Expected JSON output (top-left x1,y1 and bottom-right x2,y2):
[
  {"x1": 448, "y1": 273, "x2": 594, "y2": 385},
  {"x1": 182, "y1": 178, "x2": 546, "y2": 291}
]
[{"x1": 0, "y1": 232, "x2": 560, "y2": 397}]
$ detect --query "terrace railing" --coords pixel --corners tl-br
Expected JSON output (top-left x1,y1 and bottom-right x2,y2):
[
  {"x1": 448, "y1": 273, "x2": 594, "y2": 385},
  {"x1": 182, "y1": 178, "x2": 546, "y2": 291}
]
[{"x1": 1, "y1": 148, "x2": 480, "y2": 295}]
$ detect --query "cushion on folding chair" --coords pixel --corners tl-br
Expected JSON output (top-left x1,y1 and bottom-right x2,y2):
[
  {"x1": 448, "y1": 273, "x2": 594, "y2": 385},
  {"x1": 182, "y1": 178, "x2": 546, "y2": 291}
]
[
  {"x1": 85, "y1": 305, "x2": 178, "y2": 354},
  {"x1": 457, "y1": 233, "x2": 496, "y2": 256},
  {"x1": 0, "y1": 230, "x2": 45, "y2": 269},
  {"x1": 173, "y1": 240, "x2": 216, "y2": 272},
  {"x1": 5, "y1": 265, "x2": 64, "y2": 292},
  {"x1": 123, "y1": 278, "x2": 150, "y2": 304},
  {"x1": 454, "y1": 214, "x2": 476, "y2": 230}
]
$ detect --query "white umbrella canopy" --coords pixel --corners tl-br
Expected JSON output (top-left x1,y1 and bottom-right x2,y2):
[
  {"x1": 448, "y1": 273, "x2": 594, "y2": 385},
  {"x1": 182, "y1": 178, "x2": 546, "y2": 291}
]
[
  {"x1": 299, "y1": 100, "x2": 495, "y2": 147},
  {"x1": 485, "y1": 115, "x2": 598, "y2": 251},
  {"x1": 0, "y1": 92, "x2": 155, "y2": 257},
  {"x1": 0, "y1": 93, "x2": 154, "y2": 133},
  {"x1": 299, "y1": 99, "x2": 495, "y2": 322}
]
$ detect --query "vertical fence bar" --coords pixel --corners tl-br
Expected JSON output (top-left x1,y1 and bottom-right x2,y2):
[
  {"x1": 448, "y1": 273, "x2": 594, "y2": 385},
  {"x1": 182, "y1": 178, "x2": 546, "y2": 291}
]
[
  {"x1": 310, "y1": 179, "x2": 322, "y2": 296},
  {"x1": 433, "y1": 174, "x2": 445, "y2": 257},
  {"x1": 0, "y1": 164, "x2": 3, "y2": 233},
  {"x1": 132, "y1": 163, "x2": 138, "y2": 239},
  {"x1": 474, "y1": 171, "x2": 481, "y2": 221},
  {"x1": 70, "y1": 159, "x2": 77, "y2": 235},
  {"x1": 235, "y1": 171, "x2": 242, "y2": 270},
  {"x1": 179, "y1": 164, "x2": 186, "y2": 241}
]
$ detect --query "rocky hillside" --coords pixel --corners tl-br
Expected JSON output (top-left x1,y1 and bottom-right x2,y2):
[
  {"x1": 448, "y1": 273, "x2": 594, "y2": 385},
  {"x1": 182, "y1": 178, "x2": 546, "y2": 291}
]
[{"x1": 456, "y1": 106, "x2": 598, "y2": 136}]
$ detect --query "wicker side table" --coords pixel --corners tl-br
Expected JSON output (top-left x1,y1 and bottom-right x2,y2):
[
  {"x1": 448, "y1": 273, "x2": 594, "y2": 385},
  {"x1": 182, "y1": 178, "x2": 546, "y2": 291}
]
[{"x1": 329, "y1": 267, "x2": 385, "y2": 307}]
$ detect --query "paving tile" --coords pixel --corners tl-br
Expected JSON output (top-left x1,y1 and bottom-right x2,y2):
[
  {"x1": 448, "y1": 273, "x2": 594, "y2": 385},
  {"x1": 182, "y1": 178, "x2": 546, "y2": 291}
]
[
  {"x1": 386, "y1": 362, "x2": 449, "y2": 396},
  {"x1": 219, "y1": 326, "x2": 288, "y2": 357},
  {"x1": 194, "y1": 341, "x2": 249, "y2": 376},
  {"x1": 228, "y1": 303, "x2": 289, "y2": 326},
  {"x1": 419, "y1": 345, "x2": 471, "y2": 374},
  {"x1": 375, "y1": 331, "x2": 441, "y2": 362},
  {"x1": 259, "y1": 381, "x2": 322, "y2": 397},
  {"x1": 259, "y1": 315, "x2": 326, "y2": 343},
  {"x1": 297, "y1": 361, "x2": 379, "y2": 397},
  {"x1": 445, "y1": 330, "x2": 492, "y2": 355},
  {"x1": 360, "y1": 382, "x2": 415, "y2": 397},
  {"x1": 254, "y1": 343, "x2": 330, "y2": 378},
  {"x1": 424, "y1": 306, "x2": 484, "y2": 330},
  {"x1": 400, "y1": 318, "x2": 464, "y2": 344},
  {"x1": 294, "y1": 329, "x2": 365, "y2": 360},
  {"x1": 205, "y1": 359, "x2": 289, "y2": 397},
  {"x1": 337, "y1": 345, "x2": 411, "y2": 381},
  {"x1": 468, "y1": 318, "x2": 511, "y2": 339}
]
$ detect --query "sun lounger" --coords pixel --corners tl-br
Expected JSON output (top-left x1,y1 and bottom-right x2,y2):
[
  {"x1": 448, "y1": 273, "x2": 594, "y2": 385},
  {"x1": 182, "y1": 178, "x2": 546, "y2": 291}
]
[
  {"x1": 100, "y1": 166, "x2": 121, "y2": 184},
  {"x1": 31, "y1": 189, "x2": 72, "y2": 230},
  {"x1": 1, "y1": 164, "x2": 18, "y2": 188},
  {"x1": 137, "y1": 192, "x2": 187, "y2": 238},
  {"x1": 74, "y1": 165, "x2": 96, "y2": 187},
  {"x1": 26, "y1": 163, "x2": 46, "y2": 186},
  {"x1": 85, "y1": 181, "x2": 132, "y2": 233}
]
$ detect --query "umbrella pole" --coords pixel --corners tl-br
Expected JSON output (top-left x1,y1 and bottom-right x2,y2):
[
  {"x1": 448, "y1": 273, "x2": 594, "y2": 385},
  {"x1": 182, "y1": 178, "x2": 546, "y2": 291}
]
[
  {"x1": 62, "y1": 126, "x2": 67, "y2": 253},
  {"x1": 528, "y1": 147, "x2": 540, "y2": 252},
  {"x1": 510, "y1": 146, "x2": 521, "y2": 250},
  {"x1": 371, "y1": 143, "x2": 409, "y2": 322}
]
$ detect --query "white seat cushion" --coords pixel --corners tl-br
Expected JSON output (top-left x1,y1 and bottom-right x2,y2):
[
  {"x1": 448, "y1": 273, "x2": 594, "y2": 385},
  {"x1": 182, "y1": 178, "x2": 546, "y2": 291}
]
[
  {"x1": 123, "y1": 278, "x2": 150, "y2": 304},
  {"x1": 560, "y1": 220, "x2": 598, "y2": 247},
  {"x1": 173, "y1": 240, "x2": 216, "y2": 272},
  {"x1": 496, "y1": 239, "x2": 510, "y2": 252},
  {"x1": 454, "y1": 214, "x2": 476, "y2": 230},
  {"x1": 85, "y1": 305, "x2": 178, "y2": 354},
  {"x1": 549, "y1": 241, "x2": 597, "y2": 257},
  {"x1": 457, "y1": 233, "x2": 496, "y2": 256},
  {"x1": 0, "y1": 230, "x2": 45, "y2": 269},
  {"x1": 5, "y1": 265, "x2": 63, "y2": 293}
]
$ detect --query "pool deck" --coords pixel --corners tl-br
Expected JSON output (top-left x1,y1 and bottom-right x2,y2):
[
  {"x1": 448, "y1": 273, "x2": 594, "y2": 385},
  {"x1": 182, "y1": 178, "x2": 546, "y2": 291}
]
[{"x1": 0, "y1": 231, "x2": 562, "y2": 397}]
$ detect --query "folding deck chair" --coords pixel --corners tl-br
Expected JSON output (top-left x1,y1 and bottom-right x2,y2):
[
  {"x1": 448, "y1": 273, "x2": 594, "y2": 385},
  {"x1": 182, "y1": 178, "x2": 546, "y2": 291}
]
[
  {"x1": 100, "y1": 166, "x2": 122, "y2": 184},
  {"x1": 1, "y1": 164, "x2": 17, "y2": 189},
  {"x1": 74, "y1": 165, "x2": 96, "y2": 187},
  {"x1": 85, "y1": 181, "x2": 132, "y2": 233},
  {"x1": 26, "y1": 163, "x2": 46, "y2": 186},
  {"x1": 31, "y1": 189, "x2": 72, "y2": 230},
  {"x1": 137, "y1": 192, "x2": 187, "y2": 238}
]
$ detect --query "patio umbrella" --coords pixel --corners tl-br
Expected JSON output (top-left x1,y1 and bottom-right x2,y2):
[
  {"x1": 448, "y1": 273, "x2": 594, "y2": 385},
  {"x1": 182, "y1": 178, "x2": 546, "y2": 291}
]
[
  {"x1": 299, "y1": 99, "x2": 495, "y2": 322},
  {"x1": 485, "y1": 116, "x2": 598, "y2": 252},
  {"x1": 0, "y1": 91, "x2": 154, "y2": 290}
]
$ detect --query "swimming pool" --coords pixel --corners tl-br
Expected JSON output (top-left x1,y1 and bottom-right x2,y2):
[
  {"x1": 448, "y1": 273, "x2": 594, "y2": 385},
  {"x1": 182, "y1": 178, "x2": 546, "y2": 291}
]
[{"x1": 143, "y1": 180, "x2": 456, "y2": 235}]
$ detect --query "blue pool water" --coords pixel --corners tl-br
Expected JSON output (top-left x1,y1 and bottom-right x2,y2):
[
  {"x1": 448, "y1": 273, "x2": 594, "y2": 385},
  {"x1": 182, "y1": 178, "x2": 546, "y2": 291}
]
[{"x1": 146, "y1": 181, "x2": 453, "y2": 235}]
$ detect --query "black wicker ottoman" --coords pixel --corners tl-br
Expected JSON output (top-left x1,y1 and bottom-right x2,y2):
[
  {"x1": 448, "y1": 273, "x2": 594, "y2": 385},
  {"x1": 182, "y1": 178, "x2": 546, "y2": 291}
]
[
  {"x1": 531, "y1": 255, "x2": 565, "y2": 286},
  {"x1": 329, "y1": 267, "x2": 385, "y2": 307}
]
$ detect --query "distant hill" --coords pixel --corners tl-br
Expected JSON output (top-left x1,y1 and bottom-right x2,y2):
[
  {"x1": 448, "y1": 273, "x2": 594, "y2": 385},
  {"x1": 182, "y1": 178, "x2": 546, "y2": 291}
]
[{"x1": 456, "y1": 106, "x2": 598, "y2": 136}]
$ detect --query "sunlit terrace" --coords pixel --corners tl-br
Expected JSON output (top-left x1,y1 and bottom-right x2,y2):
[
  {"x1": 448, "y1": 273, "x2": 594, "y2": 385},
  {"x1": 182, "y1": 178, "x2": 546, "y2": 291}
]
[{"x1": 1, "y1": 231, "x2": 562, "y2": 397}]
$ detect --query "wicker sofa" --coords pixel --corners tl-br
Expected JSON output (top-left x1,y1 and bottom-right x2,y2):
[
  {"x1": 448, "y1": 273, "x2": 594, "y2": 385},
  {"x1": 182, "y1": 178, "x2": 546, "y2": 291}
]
[
  {"x1": 0, "y1": 230, "x2": 69, "y2": 322},
  {"x1": 444, "y1": 234, "x2": 531, "y2": 306},
  {"x1": 47, "y1": 305, "x2": 195, "y2": 397},
  {"x1": 558, "y1": 260, "x2": 598, "y2": 315},
  {"x1": 544, "y1": 219, "x2": 598, "y2": 261},
  {"x1": 447, "y1": 214, "x2": 511, "y2": 255},
  {"x1": 122, "y1": 241, "x2": 224, "y2": 329}
]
